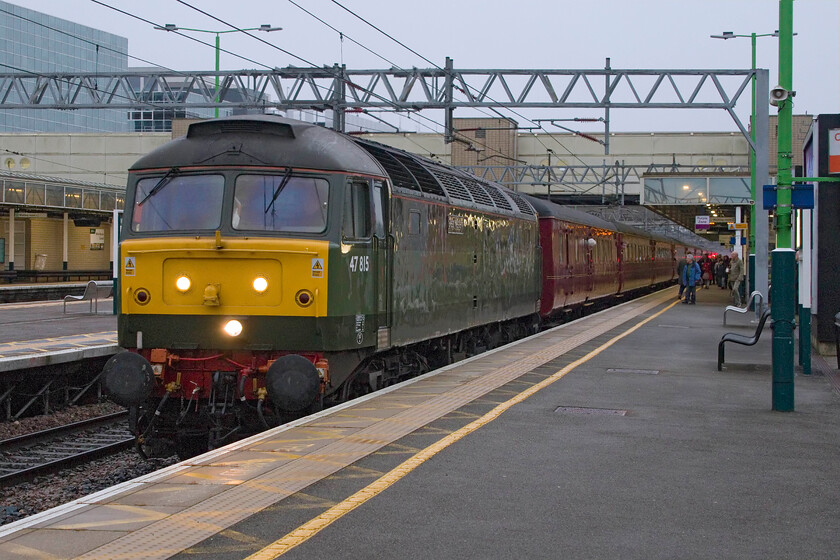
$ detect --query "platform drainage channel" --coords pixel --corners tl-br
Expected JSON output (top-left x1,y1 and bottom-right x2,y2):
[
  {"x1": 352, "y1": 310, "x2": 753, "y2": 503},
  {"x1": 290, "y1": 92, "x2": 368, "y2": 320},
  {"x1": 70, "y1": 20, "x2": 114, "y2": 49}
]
[
  {"x1": 606, "y1": 368, "x2": 659, "y2": 375},
  {"x1": 554, "y1": 406, "x2": 628, "y2": 416}
]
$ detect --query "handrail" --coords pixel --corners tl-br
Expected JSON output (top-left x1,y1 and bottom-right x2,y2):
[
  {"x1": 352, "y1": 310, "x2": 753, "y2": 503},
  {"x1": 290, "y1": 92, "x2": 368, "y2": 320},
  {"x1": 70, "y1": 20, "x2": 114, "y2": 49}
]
[{"x1": 723, "y1": 291, "x2": 764, "y2": 326}]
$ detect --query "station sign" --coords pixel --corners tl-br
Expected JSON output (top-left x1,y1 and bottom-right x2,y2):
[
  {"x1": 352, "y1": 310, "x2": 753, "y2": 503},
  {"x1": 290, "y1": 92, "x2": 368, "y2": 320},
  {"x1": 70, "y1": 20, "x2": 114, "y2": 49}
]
[
  {"x1": 728, "y1": 223, "x2": 748, "y2": 231},
  {"x1": 694, "y1": 215, "x2": 710, "y2": 230},
  {"x1": 830, "y1": 129, "x2": 840, "y2": 174}
]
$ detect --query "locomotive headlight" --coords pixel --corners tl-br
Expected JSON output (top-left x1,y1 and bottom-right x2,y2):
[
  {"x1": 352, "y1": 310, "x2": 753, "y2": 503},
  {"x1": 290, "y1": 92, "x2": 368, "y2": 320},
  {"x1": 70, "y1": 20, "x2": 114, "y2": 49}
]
[
  {"x1": 252, "y1": 276, "x2": 269, "y2": 293},
  {"x1": 223, "y1": 320, "x2": 243, "y2": 337},
  {"x1": 175, "y1": 275, "x2": 191, "y2": 292}
]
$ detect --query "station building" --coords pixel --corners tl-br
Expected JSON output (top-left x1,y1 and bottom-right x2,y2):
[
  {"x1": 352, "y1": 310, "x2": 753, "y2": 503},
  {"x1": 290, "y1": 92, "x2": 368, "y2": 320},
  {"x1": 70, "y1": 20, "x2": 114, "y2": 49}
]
[{"x1": 0, "y1": 115, "x2": 808, "y2": 274}]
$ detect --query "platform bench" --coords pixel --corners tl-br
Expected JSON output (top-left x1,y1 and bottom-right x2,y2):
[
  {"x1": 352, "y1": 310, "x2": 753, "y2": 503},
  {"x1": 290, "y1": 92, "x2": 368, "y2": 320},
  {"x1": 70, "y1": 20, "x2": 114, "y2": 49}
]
[
  {"x1": 717, "y1": 308, "x2": 772, "y2": 371},
  {"x1": 63, "y1": 280, "x2": 114, "y2": 314}
]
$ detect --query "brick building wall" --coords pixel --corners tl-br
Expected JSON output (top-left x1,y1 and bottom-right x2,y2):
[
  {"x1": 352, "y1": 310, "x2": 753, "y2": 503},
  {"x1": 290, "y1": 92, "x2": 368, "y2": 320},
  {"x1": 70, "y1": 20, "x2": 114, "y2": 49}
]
[{"x1": 450, "y1": 118, "x2": 518, "y2": 167}]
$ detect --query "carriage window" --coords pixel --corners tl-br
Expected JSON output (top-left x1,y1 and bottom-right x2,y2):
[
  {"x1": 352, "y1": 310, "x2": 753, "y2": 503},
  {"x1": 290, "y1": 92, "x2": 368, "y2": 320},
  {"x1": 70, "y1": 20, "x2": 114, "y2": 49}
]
[
  {"x1": 132, "y1": 174, "x2": 224, "y2": 232},
  {"x1": 233, "y1": 174, "x2": 329, "y2": 233},
  {"x1": 343, "y1": 181, "x2": 371, "y2": 239}
]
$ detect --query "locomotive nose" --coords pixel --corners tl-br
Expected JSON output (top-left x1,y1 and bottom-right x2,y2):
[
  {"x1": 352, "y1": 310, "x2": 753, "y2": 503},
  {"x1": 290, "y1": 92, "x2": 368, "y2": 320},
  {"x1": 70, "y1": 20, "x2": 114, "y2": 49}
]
[
  {"x1": 266, "y1": 355, "x2": 320, "y2": 413},
  {"x1": 103, "y1": 352, "x2": 155, "y2": 407}
]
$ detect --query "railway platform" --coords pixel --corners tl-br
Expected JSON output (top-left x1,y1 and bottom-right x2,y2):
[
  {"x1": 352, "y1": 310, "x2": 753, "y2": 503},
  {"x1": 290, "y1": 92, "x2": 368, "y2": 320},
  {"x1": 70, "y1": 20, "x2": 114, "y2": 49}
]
[
  {"x1": 1, "y1": 287, "x2": 838, "y2": 559},
  {"x1": 0, "y1": 298, "x2": 117, "y2": 372}
]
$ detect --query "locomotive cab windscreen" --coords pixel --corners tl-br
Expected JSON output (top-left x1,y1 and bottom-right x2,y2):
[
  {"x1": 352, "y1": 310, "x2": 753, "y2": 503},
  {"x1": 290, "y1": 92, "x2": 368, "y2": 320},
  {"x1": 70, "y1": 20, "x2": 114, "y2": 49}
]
[{"x1": 129, "y1": 170, "x2": 331, "y2": 235}]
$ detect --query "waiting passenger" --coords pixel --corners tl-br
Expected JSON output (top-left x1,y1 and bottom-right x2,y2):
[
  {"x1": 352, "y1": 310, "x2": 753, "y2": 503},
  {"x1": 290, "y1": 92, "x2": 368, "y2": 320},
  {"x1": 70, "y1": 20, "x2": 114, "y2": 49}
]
[
  {"x1": 729, "y1": 253, "x2": 745, "y2": 306},
  {"x1": 682, "y1": 254, "x2": 701, "y2": 305},
  {"x1": 677, "y1": 253, "x2": 690, "y2": 300}
]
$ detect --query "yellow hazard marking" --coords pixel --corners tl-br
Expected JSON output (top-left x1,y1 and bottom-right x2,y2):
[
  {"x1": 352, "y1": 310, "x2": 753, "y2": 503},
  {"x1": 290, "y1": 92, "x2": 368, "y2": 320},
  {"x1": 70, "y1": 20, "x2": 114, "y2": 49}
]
[
  {"x1": 311, "y1": 258, "x2": 324, "y2": 278},
  {"x1": 245, "y1": 299, "x2": 679, "y2": 559}
]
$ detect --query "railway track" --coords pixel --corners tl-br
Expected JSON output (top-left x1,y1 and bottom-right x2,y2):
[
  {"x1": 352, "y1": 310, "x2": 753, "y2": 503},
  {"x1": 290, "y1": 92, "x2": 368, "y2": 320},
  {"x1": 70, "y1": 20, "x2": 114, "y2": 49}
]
[{"x1": 0, "y1": 411, "x2": 133, "y2": 486}]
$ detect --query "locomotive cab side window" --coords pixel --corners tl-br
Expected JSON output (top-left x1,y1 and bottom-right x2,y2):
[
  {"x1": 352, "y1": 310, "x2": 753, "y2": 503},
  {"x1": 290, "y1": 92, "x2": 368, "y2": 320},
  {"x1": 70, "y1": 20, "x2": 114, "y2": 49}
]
[
  {"x1": 372, "y1": 180, "x2": 387, "y2": 238},
  {"x1": 343, "y1": 180, "x2": 371, "y2": 240}
]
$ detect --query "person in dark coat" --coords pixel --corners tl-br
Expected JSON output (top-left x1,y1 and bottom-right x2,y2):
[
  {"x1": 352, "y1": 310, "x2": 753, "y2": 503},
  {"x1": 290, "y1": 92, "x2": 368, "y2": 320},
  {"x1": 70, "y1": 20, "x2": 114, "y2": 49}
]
[
  {"x1": 682, "y1": 254, "x2": 702, "y2": 304},
  {"x1": 677, "y1": 253, "x2": 690, "y2": 300}
]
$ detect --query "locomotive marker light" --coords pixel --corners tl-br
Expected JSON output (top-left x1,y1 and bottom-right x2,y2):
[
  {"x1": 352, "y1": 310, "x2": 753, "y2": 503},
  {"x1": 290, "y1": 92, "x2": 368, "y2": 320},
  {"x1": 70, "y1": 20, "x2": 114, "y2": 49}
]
[
  {"x1": 295, "y1": 289, "x2": 314, "y2": 307},
  {"x1": 175, "y1": 275, "x2": 191, "y2": 292},
  {"x1": 223, "y1": 320, "x2": 243, "y2": 337},
  {"x1": 253, "y1": 276, "x2": 269, "y2": 293}
]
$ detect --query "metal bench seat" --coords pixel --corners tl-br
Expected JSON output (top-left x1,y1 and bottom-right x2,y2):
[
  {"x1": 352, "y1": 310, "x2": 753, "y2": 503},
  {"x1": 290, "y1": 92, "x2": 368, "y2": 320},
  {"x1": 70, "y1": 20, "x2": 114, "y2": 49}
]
[
  {"x1": 717, "y1": 308, "x2": 772, "y2": 371},
  {"x1": 63, "y1": 280, "x2": 114, "y2": 314}
]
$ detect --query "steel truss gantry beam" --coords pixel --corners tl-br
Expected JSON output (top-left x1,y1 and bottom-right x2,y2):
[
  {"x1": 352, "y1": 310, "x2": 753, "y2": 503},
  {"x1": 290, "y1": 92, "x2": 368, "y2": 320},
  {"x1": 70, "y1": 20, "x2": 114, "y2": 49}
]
[
  {"x1": 456, "y1": 163, "x2": 748, "y2": 192},
  {"x1": 0, "y1": 66, "x2": 759, "y2": 147}
]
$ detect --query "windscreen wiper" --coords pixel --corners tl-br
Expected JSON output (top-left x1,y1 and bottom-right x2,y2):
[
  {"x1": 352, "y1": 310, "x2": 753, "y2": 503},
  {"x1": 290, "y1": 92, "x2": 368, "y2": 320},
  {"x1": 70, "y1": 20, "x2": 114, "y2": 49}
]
[
  {"x1": 265, "y1": 168, "x2": 293, "y2": 214},
  {"x1": 137, "y1": 167, "x2": 180, "y2": 206}
]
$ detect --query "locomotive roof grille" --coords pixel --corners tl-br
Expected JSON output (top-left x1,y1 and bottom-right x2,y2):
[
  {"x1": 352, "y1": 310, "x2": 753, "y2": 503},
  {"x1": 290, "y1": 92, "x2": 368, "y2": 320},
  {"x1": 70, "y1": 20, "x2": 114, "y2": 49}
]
[
  {"x1": 507, "y1": 192, "x2": 537, "y2": 216},
  {"x1": 460, "y1": 176, "x2": 495, "y2": 207},
  {"x1": 429, "y1": 170, "x2": 473, "y2": 204},
  {"x1": 481, "y1": 183, "x2": 514, "y2": 211},
  {"x1": 351, "y1": 136, "x2": 530, "y2": 217},
  {"x1": 357, "y1": 143, "x2": 420, "y2": 192},
  {"x1": 187, "y1": 120, "x2": 295, "y2": 138},
  {"x1": 391, "y1": 152, "x2": 447, "y2": 197}
]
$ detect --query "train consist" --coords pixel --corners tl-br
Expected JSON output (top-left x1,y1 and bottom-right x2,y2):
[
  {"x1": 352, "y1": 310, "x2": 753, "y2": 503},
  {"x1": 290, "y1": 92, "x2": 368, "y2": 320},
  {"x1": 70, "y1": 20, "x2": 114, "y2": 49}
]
[{"x1": 103, "y1": 115, "x2": 700, "y2": 458}]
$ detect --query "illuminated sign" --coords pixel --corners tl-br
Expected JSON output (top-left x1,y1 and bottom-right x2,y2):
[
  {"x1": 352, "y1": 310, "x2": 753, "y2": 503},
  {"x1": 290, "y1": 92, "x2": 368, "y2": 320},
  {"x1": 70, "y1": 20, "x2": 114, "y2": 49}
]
[{"x1": 830, "y1": 129, "x2": 840, "y2": 174}]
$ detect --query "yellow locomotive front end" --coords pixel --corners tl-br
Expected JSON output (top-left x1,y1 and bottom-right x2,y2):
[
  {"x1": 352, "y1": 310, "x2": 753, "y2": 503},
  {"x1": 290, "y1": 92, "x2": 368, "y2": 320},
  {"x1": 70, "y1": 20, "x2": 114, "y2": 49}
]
[
  {"x1": 106, "y1": 170, "x2": 336, "y2": 458},
  {"x1": 102, "y1": 116, "x2": 388, "y2": 458}
]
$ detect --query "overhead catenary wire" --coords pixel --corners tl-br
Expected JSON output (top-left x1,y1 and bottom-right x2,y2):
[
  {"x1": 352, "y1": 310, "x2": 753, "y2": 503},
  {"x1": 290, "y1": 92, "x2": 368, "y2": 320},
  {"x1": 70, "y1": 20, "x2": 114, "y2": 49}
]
[
  {"x1": 168, "y1": 0, "x2": 495, "y2": 148},
  {"x1": 285, "y1": 0, "x2": 517, "y2": 160},
  {"x1": 87, "y1": 0, "x2": 403, "y2": 137},
  {"x1": 324, "y1": 0, "x2": 586, "y2": 172},
  {"x1": 90, "y1": 0, "x2": 510, "y2": 157},
  {"x1": 329, "y1": 0, "x2": 596, "y2": 171}
]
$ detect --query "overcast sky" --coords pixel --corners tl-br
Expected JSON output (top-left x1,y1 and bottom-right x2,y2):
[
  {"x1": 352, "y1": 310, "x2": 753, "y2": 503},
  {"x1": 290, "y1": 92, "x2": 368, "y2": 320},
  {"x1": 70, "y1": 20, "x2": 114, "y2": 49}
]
[{"x1": 13, "y1": 0, "x2": 840, "y2": 133}]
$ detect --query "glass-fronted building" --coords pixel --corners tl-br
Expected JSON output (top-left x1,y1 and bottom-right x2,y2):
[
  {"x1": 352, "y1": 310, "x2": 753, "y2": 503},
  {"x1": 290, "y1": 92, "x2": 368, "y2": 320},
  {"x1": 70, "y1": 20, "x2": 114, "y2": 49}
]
[{"x1": 0, "y1": 0, "x2": 129, "y2": 132}]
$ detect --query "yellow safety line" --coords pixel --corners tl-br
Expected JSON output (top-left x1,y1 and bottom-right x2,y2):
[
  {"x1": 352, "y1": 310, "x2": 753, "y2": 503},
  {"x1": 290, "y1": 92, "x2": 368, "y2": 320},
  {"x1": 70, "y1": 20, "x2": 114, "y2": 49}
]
[{"x1": 246, "y1": 299, "x2": 679, "y2": 559}]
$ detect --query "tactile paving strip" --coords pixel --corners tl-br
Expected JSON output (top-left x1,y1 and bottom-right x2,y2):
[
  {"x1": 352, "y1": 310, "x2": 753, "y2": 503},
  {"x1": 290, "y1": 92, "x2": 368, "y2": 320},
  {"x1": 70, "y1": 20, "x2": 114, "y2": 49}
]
[{"x1": 0, "y1": 291, "x2": 672, "y2": 559}]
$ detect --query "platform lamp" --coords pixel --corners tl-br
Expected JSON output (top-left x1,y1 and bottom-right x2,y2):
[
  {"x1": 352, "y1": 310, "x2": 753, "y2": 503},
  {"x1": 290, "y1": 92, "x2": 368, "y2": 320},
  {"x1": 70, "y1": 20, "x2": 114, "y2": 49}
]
[
  {"x1": 710, "y1": 29, "x2": 787, "y2": 303},
  {"x1": 154, "y1": 24, "x2": 282, "y2": 118}
]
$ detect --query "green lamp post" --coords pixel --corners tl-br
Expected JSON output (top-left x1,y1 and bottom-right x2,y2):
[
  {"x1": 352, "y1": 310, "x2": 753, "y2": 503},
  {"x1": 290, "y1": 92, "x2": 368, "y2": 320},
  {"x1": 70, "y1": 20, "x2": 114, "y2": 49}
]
[
  {"x1": 155, "y1": 23, "x2": 282, "y2": 118},
  {"x1": 771, "y1": 0, "x2": 795, "y2": 411},
  {"x1": 710, "y1": 30, "x2": 783, "y2": 303}
]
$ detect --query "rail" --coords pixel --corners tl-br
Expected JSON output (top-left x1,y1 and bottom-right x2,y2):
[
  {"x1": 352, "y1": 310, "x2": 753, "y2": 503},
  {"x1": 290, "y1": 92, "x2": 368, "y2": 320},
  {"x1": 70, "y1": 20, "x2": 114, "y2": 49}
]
[
  {"x1": 723, "y1": 291, "x2": 765, "y2": 326},
  {"x1": 0, "y1": 411, "x2": 131, "y2": 486}
]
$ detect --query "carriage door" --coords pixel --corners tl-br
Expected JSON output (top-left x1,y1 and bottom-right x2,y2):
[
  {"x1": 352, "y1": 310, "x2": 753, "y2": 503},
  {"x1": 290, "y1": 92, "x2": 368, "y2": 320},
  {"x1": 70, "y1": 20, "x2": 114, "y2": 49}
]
[
  {"x1": 585, "y1": 229, "x2": 596, "y2": 293},
  {"x1": 649, "y1": 241, "x2": 657, "y2": 285},
  {"x1": 371, "y1": 180, "x2": 392, "y2": 350}
]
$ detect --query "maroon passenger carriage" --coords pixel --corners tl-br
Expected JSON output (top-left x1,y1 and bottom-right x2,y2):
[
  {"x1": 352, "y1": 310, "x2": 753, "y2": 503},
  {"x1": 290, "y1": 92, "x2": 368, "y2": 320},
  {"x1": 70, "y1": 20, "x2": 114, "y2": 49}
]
[{"x1": 524, "y1": 195, "x2": 698, "y2": 320}]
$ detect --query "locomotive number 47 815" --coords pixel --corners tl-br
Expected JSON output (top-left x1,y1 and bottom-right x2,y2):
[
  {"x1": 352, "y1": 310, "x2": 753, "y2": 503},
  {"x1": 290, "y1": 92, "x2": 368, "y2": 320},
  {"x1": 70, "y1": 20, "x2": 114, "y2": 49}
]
[{"x1": 348, "y1": 255, "x2": 370, "y2": 273}]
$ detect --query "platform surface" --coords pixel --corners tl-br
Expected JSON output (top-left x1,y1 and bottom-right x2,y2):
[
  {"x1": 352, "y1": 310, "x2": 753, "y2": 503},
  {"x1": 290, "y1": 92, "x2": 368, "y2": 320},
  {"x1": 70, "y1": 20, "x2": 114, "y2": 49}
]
[
  {"x1": 1, "y1": 287, "x2": 838, "y2": 559},
  {"x1": 0, "y1": 298, "x2": 117, "y2": 370}
]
